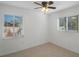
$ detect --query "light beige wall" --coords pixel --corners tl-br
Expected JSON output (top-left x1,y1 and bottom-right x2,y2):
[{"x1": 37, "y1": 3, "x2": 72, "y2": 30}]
[
  {"x1": 0, "y1": 4, "x2": 48, "y2": 56},
  {"x1": 48, "y1": 5, "x2": 79, "y2": 53}
]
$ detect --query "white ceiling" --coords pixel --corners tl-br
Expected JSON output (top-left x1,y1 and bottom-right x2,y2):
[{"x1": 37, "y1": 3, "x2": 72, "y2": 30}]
[{"x1": 0, "y1": 1, "x2": 79, "y2": 13}]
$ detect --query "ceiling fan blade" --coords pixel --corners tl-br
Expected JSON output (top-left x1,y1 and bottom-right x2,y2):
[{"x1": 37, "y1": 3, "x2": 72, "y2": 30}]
[
  {"x1": 34, "y1": 7, "x2": 42, "y2": 9},
  {"x1": 48, "y1": 1, "x2": 54, "y2": 5},
  {"x1": 48, "y1": 7, "x2": 56, "y2": 9},
  {"x1": 34, "y1": 2, "x2": 42, "y2": 6}
]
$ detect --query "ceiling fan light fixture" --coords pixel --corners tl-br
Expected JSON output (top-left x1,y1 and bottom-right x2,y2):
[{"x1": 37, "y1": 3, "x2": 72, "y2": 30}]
[
  {"x1": 41, "y1": 7, "x2": 48, "y2": 13},
  {"x1": 45, "y1": 8, "x2": 48, "y2": 13},
  {"x1": 41, "y1": 7, "x2": 45, "y2": 11}
]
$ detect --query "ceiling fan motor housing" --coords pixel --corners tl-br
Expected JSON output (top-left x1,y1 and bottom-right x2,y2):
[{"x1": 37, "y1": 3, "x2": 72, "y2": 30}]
[{"x1": 42, "y1": 1, "x2": 48, "y2": 7}]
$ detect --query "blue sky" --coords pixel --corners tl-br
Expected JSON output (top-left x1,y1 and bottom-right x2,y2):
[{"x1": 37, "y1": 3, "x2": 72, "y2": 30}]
[
  {"x1": 4, "y1": 15, "x2": 13, "y2": 22},
  {"x1": 4, "y1": 15, "x2": 22, "y2": 22}
]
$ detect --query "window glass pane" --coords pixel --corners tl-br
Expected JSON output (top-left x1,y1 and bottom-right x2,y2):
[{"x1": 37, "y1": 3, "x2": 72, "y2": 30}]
[
  {"x1": 59, "y1": 17, "x2": 66, "y2": 31},
  {"x1": 14, "y1": 16, "x2": 23, "y2": 36},
  {"x1": 68, "y1": 16, "x2": 78, "y2": 31},
  {"x1": 4, "y1": 15, "x2": 14, "y2": 38}
]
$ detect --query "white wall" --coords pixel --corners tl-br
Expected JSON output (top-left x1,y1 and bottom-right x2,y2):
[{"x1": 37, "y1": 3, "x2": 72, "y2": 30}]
[
  {"x1": 48, "y1": 5, "x2": 79, "y2": 53},
  {"x1": 0, "y1": 4, "x2": 48, "y2": 56}
]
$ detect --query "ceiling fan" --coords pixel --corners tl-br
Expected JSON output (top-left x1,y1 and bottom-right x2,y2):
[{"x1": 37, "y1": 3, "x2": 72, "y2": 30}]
[{"x1": 34, "y1": 1, "x2": 56, "y2": 13}]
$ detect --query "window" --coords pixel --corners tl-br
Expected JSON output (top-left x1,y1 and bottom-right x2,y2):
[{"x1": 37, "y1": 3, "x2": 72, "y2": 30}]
[
  {"x1": 58, "y1": 15, "x2": 78, "y2": 32},
  {"x1": 3, "y1": 15, "x2": 23, "y2": 39}
]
